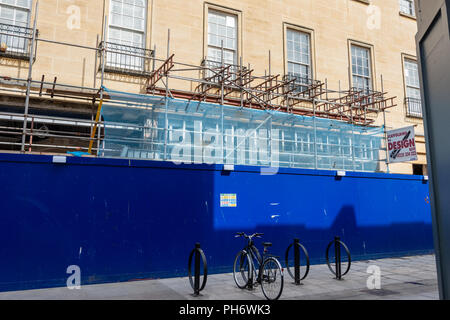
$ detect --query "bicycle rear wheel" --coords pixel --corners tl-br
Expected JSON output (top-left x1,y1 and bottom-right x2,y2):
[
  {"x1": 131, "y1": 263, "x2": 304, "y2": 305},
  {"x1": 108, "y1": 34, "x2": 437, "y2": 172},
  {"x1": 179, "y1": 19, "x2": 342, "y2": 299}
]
[
  {"x1": 233, "y1": 250, "x2": 253, "y2": 289},
  {"x1": 261, "y1": 257, "x2": 284, "y2": 300}
]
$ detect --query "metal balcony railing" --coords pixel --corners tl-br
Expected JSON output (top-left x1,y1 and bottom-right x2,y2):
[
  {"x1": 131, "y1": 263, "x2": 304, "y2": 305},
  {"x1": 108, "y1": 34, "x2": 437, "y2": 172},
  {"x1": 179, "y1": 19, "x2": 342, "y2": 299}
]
[
  {"x1": 405, "y1": 97, "x2": 423, "y2": 118},
  {"x1": 283, "y1": 74, "x2": 317, "y2": 95},
  {"x1": 347, "y1": 87, "x2": 386, "y2": 108},
  {"x1": 349, "y1": 86, "x2": 379, "y2": 97},
  {"x1": 0, "y1": 22, "x2": 35, "y2": 60},
  {"x1": 99, "y1": 41, "x2": 154, "y2": 76},
  {"x1": 201, "y1": 59, "x2": 244, "y2": 83}
]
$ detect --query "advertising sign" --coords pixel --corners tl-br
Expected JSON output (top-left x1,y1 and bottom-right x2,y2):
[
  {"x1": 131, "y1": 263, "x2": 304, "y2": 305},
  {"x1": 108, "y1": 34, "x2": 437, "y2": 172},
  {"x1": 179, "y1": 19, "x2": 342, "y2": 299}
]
[{"x1": 387, "y1": 126, "x2": 418, "y2": 163}]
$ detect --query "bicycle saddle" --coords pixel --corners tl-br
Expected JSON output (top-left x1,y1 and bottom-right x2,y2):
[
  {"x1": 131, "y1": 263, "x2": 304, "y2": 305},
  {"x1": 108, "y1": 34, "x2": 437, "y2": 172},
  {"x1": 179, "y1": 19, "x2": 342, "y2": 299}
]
[{"x1": 263, "y1": 242, "x2": 272, "y2": 247}]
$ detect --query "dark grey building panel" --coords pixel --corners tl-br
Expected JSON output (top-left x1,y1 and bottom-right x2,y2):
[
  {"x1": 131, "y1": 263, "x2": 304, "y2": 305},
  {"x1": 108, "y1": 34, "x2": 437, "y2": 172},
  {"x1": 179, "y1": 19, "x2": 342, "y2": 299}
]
[{"x1": 416, "y1": 0, "x2": 450, "y2": 300}]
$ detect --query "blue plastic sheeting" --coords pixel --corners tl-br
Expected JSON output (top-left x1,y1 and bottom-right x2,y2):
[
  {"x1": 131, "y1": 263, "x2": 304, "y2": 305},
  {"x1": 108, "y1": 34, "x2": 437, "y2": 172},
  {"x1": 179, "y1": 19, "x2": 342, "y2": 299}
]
[
  {"x1": 100, "y1": 89, "x2": 385, "y2": 172},
  {"x1": 0, "y1": 153, "x2": 432, "y2": 292}
]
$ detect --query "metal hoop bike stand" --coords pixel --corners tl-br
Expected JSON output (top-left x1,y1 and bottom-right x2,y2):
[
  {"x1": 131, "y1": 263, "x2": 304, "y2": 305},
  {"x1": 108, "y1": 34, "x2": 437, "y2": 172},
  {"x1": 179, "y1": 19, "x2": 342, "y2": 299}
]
[
  {"x1": 188, "y1": 243, "x2": 208, "y2": 295},
  {"x1": 325, "y1": 236, "x2": 351, "y2": 280},
  {"x1": 285, "y1": 238, "x2": 310, "y2": 285}
]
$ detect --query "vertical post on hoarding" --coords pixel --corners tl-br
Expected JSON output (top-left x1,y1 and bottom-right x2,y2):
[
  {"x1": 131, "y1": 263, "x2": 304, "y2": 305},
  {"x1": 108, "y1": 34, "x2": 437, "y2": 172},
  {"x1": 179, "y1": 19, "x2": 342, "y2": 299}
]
[
  {"x1": 339, "y1": 80, "x2": 345, "y2": 169},
  {"x1": 28, "y1": 117, "x2": 34, "y2": 152},
  {"x1": 268, "y1": 116, "x2": 272, "y2": 167},
  {"x1": 220, "y1": 40, "x2": 224, "y2": 106},
  {"x1": 21, "y1": 0, "x2": 39, "y2": 152},
  {"x1": 350, "y1": 106, "x2": 356, "y2": 171},
  {"x1": 97, "y1": 121, "x2": 102, "y2": 155},
  {"x1": 163, "y1": 29, "x2": 170, "y2": 160},
  {"x1": 221, "y1": 40, "x2": 225, "y2": 163},
  {"x1": 313, "y1": 100, "x2": 318, "y2": 169}
]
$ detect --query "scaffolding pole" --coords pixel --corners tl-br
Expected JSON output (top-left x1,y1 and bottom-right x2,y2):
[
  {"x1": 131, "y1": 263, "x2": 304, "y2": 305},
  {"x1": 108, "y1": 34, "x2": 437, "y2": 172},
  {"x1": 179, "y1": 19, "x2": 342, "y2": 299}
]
[
  {"x1": 220, "y1": 40, "x2": 225, "y2": 163},
  {"x1": 20, "y1": 0, "x2": 39, "y2": 152},
  {"x1": 163, "y1": 29, "x2": 170, "y2": 160},
  {"x1": 88, "y1": 16, "x2": 107, "y2": 155},
  {"x1": 381, "y1": 75, "x2": 390, "y2": 173},
  {"x1": 313, "y1": 100, "x2": 318, "y2": 169}
]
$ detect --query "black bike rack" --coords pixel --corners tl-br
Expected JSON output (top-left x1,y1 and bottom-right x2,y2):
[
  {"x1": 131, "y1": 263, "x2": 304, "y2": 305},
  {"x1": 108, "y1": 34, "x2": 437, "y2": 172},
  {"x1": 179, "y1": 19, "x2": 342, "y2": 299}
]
[
  {"x1": 247, "y1": 247, "x2": 257, "y2": 290},
  {"x1": 188, "y1": 243, "x2": 208, "y2": 295},
  {"x1": 285, "y1": 238, "x2": 310, "y2": 285},
  {"x1": 325, "y1": 237, "x2": 351, "y2": 280}
]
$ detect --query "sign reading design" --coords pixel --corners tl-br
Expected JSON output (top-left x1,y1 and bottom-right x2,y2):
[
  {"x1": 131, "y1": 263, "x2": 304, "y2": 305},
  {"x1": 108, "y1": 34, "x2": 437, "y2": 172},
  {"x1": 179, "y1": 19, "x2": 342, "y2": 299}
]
[{"x1": 387, "y1": 126, "x2": 418, "y2": 163}]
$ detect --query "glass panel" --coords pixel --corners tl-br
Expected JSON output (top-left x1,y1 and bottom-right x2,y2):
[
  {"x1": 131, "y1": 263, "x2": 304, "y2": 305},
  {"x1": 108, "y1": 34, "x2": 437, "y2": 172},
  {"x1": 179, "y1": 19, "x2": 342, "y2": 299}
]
[
  {"x1": 351, "y1": 45, "x2": 372, "y2": 92},
  {"x1": 109, "y1": 0, "x2": 146, "y2": 32},
  {"x1": 404, "y1": 60, "x2": 420, "y2": 88},
  {"x1": 406, "y1": 87, "x2": 421, "y2": 100},
  {"x1": 207, "y1": 9, "x2": 237, "y2": 65},
  {"x1": 208, "y1": 10, "x2": 237, "y2": 50},
  {"x1": 286, "y1": 28, "x2": 311, "y2": 87},
  {"x1": 0, "y1": 3, "x2": 29, "y2": 26},
  {"x1": 399, "y1": 0, "x2": 415, "y2": 16},
  {"x1": 286, "y1": 29, "x2": 310, "y2": 64}
]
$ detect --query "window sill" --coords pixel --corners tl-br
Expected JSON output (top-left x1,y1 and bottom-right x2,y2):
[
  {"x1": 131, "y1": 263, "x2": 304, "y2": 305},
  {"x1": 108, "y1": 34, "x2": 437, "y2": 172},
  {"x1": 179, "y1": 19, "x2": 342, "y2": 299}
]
[
  {"x1": 102, "y1": 66, "x2": 151, "y2": 78},
  {"x1": 406, "y1": 114, "x2": 423, "y2": 119},
  {"x1": 352, "y1": 0, "x2": 370, "y2": 4},
  {"x1": 399, "y1": 12, "x2": 417, "y2": 20},
  {"x1": 0, "y1": 51, "x2": 31, "y2": 61}
]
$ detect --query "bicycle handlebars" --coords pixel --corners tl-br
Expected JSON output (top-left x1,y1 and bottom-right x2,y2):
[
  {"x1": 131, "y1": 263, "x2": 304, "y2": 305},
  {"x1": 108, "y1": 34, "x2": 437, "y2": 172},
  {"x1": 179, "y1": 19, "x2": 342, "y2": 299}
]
[{"x1": 235, "y1": 232, "x2": 264, "y2": 239}]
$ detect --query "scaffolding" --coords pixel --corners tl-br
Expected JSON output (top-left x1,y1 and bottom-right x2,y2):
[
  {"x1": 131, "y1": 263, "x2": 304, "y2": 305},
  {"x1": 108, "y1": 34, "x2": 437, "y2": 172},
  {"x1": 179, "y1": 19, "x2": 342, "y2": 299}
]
[
  {"x1": 0, "y1": 1, "x2": 395, "y2": 172},
  {"x1": 100, "y1": 89, "x2": 385, "y2": 172}
]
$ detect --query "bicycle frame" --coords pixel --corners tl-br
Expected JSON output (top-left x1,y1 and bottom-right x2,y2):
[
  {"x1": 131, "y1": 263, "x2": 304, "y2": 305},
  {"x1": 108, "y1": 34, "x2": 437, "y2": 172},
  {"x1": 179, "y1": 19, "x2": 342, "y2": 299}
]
[
  {"x1": 240, "y1": 234, "x2": 272, "y2": 287},
  {"x1": 234, "y1": 232, "x2": 284, "y2": 300}
]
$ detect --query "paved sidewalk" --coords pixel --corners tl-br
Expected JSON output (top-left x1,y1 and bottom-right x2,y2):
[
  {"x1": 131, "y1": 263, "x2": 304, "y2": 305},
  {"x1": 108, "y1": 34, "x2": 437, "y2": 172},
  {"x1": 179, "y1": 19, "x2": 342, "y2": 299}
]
[{"x1": 0, "y1": 254, "x2": 439, "y2": 300}]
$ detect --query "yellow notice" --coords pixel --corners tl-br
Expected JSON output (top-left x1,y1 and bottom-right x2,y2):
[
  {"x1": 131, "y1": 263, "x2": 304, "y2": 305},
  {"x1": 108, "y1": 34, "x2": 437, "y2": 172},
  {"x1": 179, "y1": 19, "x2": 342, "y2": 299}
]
[{"x1": 220, "y1": 194, "x2": 237, "y2": 208}]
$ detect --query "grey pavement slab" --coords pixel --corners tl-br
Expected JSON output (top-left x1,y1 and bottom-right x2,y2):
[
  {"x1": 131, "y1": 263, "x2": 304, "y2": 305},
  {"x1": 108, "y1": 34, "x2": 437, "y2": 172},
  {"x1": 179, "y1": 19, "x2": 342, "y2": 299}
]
[{"x1": 0, "y1": 254, "x2": 439, "y2": 300}]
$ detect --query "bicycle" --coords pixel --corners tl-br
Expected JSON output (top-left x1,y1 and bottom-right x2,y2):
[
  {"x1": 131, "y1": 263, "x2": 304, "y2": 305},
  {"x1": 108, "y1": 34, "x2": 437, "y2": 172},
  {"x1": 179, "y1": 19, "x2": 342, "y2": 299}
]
[{"x1": 233, "y1": 232, "x2": 284, "y2": 300}]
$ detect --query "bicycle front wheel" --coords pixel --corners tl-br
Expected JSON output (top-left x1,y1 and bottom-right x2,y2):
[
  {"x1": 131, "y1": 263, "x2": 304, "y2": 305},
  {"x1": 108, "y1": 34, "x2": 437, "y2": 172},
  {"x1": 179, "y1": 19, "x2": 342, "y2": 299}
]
[
  {"x1": 261, "y1": 257, "x2": 284, "y2": 301},
  {"x1": 233, "y1": 250, "x2": 253, "y2": 289}
]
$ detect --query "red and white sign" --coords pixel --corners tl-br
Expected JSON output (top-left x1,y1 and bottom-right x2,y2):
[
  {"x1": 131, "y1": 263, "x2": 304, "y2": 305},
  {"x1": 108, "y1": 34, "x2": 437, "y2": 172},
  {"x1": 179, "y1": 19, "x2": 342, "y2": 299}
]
[{"x1": 387, "y1": 126, "x2": 418, "y2": 163}]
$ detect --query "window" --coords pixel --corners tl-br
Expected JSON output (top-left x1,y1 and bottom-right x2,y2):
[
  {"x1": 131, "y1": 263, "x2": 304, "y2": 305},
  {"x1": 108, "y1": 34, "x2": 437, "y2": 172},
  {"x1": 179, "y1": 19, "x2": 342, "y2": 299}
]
[
  {"x1": 0, "y1": 0, "x2": 31, "y2": 54},
  {"x1": 412, "y1": 164, "x2": 424, "y2": 176},
  {"x1": 207, "y1": 9, "x2": 237, "y2": 76},
  {"x1": 399, "y1": 0, "x2": 415, "y2": 16},
  {"x1": 107, "y1": 0, "x2": 147, "y2": 71},
  {"x1": 0, "y1": 0, "x2": 30, "y2": 27},
  {"x1": 404, "y1": 59, "x2": 422, "y2": 117},
  {"x1": 351, "y1": 45, "x2": 372, "y2": 94},
  {"x1": 286, "y1": 28, "x2": 312, "y2": 91}
]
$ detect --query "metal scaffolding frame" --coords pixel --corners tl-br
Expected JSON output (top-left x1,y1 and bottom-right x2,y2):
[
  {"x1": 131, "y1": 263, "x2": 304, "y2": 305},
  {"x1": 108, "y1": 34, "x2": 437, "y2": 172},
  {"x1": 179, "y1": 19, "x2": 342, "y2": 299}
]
[{"x1": 0, "y1": 1, "x2": 395, "y2": 172}]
